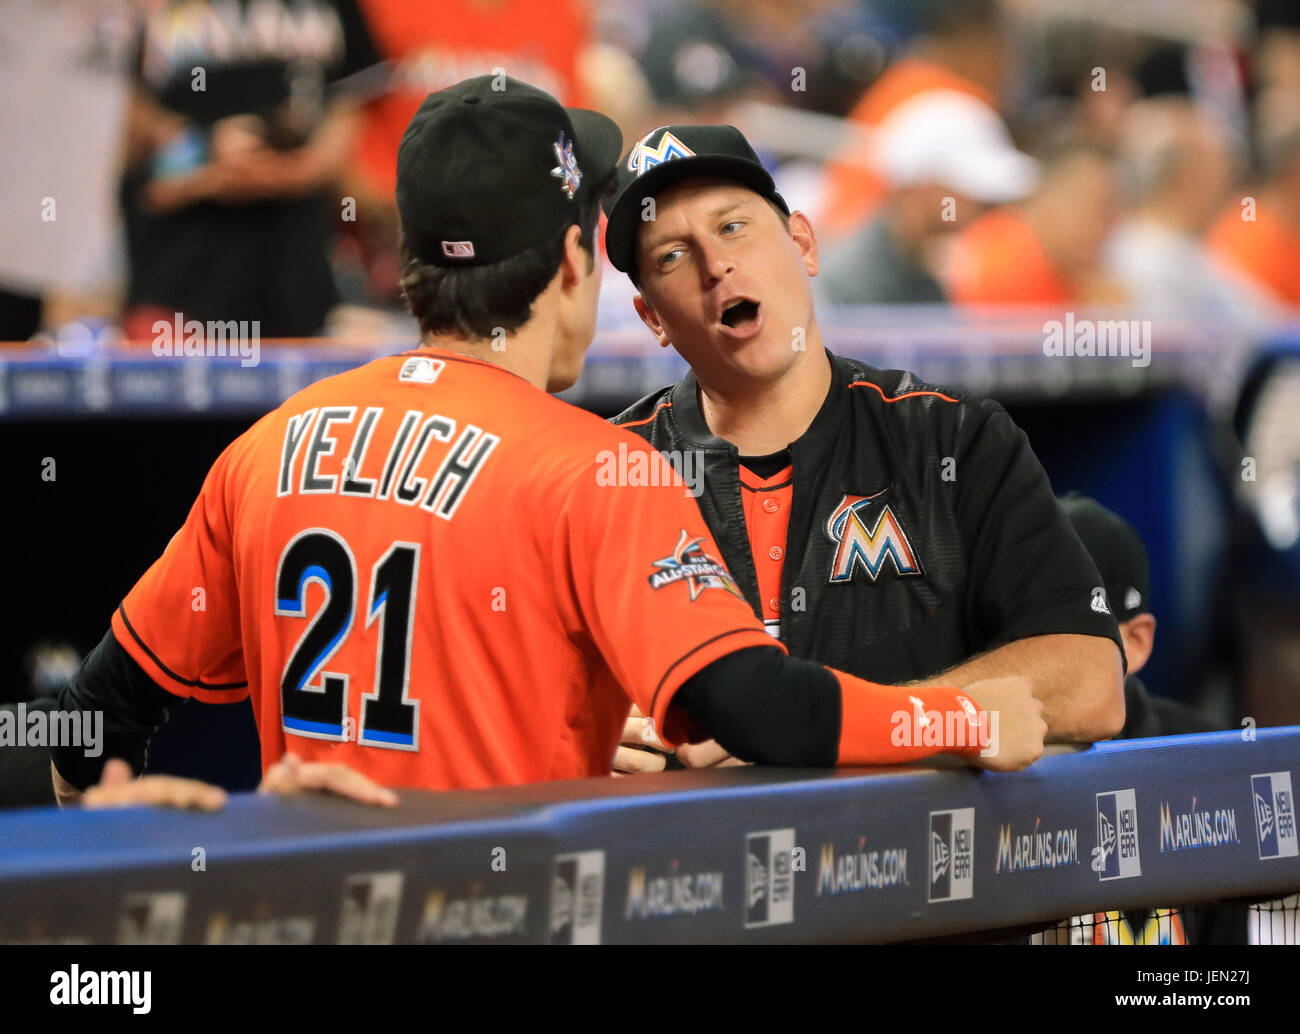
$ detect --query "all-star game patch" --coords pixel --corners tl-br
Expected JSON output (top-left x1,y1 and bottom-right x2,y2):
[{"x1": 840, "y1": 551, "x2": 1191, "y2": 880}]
[{"x1": 648, "y1": 530, "x2": 742, "y2": 601}]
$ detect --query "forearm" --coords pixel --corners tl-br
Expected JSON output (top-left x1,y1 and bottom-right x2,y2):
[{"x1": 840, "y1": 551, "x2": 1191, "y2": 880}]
[
  {"x1": 50, "y1": 630, "x2": 181, "y2": 795},
  {"x1": 672, "y1": 647, "x2": 979, "y2": 767},
  {"x1": 907, "y1": 633, "x2": 1124, "y2": 743},
  {"x1": 286, "y1": 100, "x2": 362, "y2": 193}
]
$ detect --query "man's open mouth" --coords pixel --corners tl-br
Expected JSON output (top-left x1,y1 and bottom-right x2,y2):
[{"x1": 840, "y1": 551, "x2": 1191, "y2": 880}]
[{"x1": 720, "y1": 299, "x2": 760, "y2": 328}]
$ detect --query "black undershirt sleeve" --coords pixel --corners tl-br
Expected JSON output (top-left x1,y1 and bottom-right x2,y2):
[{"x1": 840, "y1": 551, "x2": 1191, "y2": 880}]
[
  {"x1": 51, "y1": 631, "x2": 183, "y2": 791},
  {"x1": 672, "y1": 646, "x2": 840, "y2": 766}
]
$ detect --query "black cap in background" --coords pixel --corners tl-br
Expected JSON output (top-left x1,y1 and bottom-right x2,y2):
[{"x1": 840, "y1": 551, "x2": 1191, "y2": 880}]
[
  {"x1": 603, "y1": 124, "x2": 788, "y2": 276},
  {"x1": 397, "y1": 76, "x2": 622, "y2": 267},
  {"x1": 1059, "y1": 492, "x2": 1152, "y2": 622}
]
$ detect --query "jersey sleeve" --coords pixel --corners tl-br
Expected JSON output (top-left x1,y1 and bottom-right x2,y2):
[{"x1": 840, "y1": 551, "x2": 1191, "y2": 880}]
[
  {"x1": 556, "y1": 436, "x2": 781, "y2": 746},
  {"x1": 111, "y1": 440, "x2": 249, "y2": 704},
  {"x1": 955, "y1": 402, "x2": 1125, "y2": 659}
]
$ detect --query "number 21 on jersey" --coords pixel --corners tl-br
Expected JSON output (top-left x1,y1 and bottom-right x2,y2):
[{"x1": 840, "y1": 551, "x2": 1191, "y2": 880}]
[{"x1": 274, "y1": 528, "x2": 420, "y2": 750}]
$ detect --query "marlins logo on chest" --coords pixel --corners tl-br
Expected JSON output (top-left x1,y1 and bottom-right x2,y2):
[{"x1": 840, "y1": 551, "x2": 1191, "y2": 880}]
[{"x1": 825, "y1": 492, "x2": 922, "y2": 583}]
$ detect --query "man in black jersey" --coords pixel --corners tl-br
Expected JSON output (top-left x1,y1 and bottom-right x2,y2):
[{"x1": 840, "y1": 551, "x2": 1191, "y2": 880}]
[{"x1": 604, "y1": 125, "x2": 1125, "y2": 771}]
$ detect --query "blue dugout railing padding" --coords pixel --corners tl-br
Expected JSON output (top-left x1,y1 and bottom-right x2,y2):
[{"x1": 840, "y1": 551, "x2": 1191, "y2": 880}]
[{"x1": 0, "y1": 729, "x2": 1296, "y2": 944}]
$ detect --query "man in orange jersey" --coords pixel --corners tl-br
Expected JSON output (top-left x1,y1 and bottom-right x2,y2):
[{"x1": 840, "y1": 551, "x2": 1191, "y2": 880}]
[{"x1": 51, "y1": 77, "x2": 1044, "y2": 808}]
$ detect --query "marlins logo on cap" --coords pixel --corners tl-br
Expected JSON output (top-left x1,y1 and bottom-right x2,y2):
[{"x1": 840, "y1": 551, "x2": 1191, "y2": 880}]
[{"x1": 626, "y1": 129, "x2": 695, "y2": 176}]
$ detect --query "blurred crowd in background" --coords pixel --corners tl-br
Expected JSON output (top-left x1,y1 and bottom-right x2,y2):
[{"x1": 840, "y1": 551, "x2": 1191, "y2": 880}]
[{"x1": 3, "y1": 0, "x2": 1300, "y2": 347}]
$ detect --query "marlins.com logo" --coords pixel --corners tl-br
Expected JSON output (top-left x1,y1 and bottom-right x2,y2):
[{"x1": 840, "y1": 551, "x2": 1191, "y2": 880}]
[
  {"x1": 648, "y1": 530, "x2": 742, "y2": 601},
  {"x1": 1093, "y1": 790, "x2": 1142, "y2": 880},
  {"x1": 826, "y1": 492, "x2": 922, "y2": 583},
  {"x1": 626, "y1": 129, "x2": 695, "y2": 176}
]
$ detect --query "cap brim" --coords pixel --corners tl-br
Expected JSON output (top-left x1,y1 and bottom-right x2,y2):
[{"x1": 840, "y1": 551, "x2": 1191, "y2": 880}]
[
  {"x1": 604, "y1": 155, "x2": 788, "y2": 274},
  {"x1": 567, "y1": 108, "x2": 623, "y2": 189}
]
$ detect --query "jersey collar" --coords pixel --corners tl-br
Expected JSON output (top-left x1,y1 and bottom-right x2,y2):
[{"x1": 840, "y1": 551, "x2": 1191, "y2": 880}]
[{"x1": 668, "y1": 349, "x2": 856, "y2": 456}]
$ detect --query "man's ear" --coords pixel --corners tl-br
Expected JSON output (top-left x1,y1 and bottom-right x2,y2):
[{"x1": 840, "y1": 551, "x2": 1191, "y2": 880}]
[
  {"x1": 559, "y1": 223, "x2": 587, "y2": 290},
  {"x1": 1120, "y1": 613, "x2": 1157, "y2": 676},
  {"x1": 633, "y1": 293, "x2": 671, "y2": 349},
  {"x1": 788, "y1": 210, "x2": 819, "y2": 277}
]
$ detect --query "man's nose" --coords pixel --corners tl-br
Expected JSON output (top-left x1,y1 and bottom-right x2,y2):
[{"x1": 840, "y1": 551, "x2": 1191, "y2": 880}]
[{"x1": 698, "y1": 241, "x2": 734, "y2": 286}]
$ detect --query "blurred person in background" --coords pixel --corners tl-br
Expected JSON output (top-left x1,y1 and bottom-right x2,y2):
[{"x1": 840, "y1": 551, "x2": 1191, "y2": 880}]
[
  {"x1": 1107, "y1": 97, "x2": 1278, "y2": 330},
  {"x1": 818, "y1": 0, "x2": 1018, "y2": 242},
  {"x1": 120, "y1": 0, "x2": 382, "y2": 342},
  {"x1": 1207, "y1": 91, "x2": 1300, "y2": 307},
  {"x1": 0, "y1": 0, "x2": 134, "y2": 343},
  {"x1": 338, "y1": 0, "x2": 596, "y2": 308},
  {"x1": 944, "y1": 139, "x2": 1125, "y2": 306},
  {"x1": 632, "y1": 0, "x2": 881, "y2": 126},
  {"x1": 819, "y1": 87, "x2": 1037, "y2": 304},
  {"x1": 1055, "y1": 493, "x2": 1244, "y2": 946}
]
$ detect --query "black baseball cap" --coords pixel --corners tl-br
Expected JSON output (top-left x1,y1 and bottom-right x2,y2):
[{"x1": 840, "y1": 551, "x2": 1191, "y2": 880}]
[
  {"x1": 603, "y1": 124, "x2": 789, "y2": 276},
  {"x1": 397, "y1": 76, "x2": 622, "y2": 266},
  {"x1": 1059, "y1": 493, "x2": 1151, "y2": 621}
]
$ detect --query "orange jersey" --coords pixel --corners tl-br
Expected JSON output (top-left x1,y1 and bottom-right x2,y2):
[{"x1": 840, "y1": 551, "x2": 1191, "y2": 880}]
[
  {"x1": 354, "y1": 0, "x2": 589, "y2": 198},
  {"x1": 111, "y1": 349, "x2": 778, "y2": 789}
]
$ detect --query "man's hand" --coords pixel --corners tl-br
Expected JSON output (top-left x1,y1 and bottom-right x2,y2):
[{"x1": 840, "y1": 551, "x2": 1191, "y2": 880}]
[
  {"x1": 81, "y1": 759, "x2": 228, "y2": 812},
  {"x1": 676, "y1": 739, "x2": 750, "y2": 769},
  {"x1": 259, "y1": 752, "x2": 398, "y2": 807},
  {"x1": 960, "y1": 676, "x2": 1046, "y2": 772},
  {"x1": 55, "y1": 754, "x2": 397, "y2": 810},
  {"x1": 612, "y1": 707, "x2": 669, "y2": 775},
  {"x1": 611, "y1": 707, "x2": 750, "y2": 773}
]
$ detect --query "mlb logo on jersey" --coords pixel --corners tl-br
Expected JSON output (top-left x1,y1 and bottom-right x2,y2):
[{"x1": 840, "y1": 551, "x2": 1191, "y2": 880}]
[
  {"x1": 398, "y1": 356, "x2": 445, "y2": 384},
  {"x1": 1252, "y1": 772, "x2": 1298, "y2": 860},
  {"x1": 626, "y1": 129, "x2": 696, "y2": 177},
  {"x1": 825, "y1": 492, "x2": 922, "y2": 583},
  {"x1": 1093, "y1": 789, "x2": 1142, "y2": 880}
]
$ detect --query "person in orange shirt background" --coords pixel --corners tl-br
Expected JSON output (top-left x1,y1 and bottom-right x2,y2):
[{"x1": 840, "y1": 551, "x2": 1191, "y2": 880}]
[
  {"x1": 944, "y1": 140, "x2": 1126, "y2": 307},
  {"x1": 817, "y1": 0, "x2": 1020, "y2": 243},
  {"x1": 1207, "y1": 94, "x2": 1300, "y2": 307},
  {"x1": 339, "y1": 0, "x2": 598, "y2": 306}
]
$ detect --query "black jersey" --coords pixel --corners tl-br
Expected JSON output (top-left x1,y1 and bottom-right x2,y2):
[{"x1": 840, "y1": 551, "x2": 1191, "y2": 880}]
[{"x1": 613, "y1": 350, "x2": 1123, "y2": 684}]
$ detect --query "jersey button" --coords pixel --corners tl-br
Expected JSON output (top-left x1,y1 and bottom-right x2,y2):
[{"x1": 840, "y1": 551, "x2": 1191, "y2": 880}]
[
  {"x1": 768, "y1": 545, "x2": 784, "y2": 561},
  {"x1": 767, "y1": 596, "x2": 780, "y2": 613},
  {"x1": 762, "y1": 498, "x2": 780, "y2": 514}
]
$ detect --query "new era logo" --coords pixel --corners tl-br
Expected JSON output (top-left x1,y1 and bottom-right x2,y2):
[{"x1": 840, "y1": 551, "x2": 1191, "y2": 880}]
[
  {"x1": 928, "y1": 808, "x2": 974, "y2": 902},
  {"x1": 441, "y1": 240, "x2": 475, "y2": 259},
  {"x1": 549, "y1": 851, "x2": 604, "y2": 944},
  {"x1": 1252, "y1": 772, "x2": 1298, "y2": 860},
  {"x1": 744, "y1": 828, "x2": 795, "y2": 929},
  {"x1": 1093, "y1": 790, "x2": 1141, "y2": 880}
]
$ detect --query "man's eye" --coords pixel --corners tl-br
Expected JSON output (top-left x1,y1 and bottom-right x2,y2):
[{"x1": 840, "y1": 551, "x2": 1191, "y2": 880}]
[
  {"x1": 721, "y1": 220, "x2": 744, "y2": 234},
  {"x1": 659, "y1": 248, "x2": 683, "y2": 266}
]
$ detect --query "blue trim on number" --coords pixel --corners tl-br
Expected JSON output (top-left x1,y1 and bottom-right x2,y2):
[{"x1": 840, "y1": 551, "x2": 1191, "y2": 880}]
[
  {"x1": 284, "y1": 717, "x2": 345, "y2": 737},
  {"x1": 370, "y1": 588, "x2": 387, "y2": 616},
  {"x1": 362, "y1": 728, "x2": 415, "y2": 746}
]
